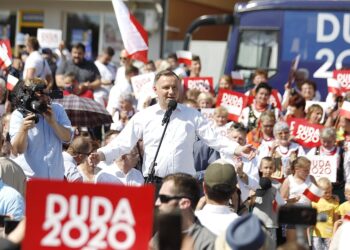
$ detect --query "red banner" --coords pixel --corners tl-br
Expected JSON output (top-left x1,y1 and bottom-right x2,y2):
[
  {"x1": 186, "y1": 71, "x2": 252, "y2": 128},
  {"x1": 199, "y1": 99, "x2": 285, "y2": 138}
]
[
  {"x1": 333, "y1": 69, "x2": 350, "y2": 92},
  {"x1": 216, "y1": 89, "x2": 248, "y2": 122},
  {"x1": 287, "y1": 118, "x2": 324, "y2": 148},
  {"x1": 183, "y1": 77, "x2": 214, "y2": 94},
  {"x1": 23, "y1": 180, "x2": 155, "y2": 250}
]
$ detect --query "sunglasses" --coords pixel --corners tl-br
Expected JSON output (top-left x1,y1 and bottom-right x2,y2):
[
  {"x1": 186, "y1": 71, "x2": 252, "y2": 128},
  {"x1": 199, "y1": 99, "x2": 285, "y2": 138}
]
[{"x1": 158, "y1": 194, "x2": 188, "y2": 203}]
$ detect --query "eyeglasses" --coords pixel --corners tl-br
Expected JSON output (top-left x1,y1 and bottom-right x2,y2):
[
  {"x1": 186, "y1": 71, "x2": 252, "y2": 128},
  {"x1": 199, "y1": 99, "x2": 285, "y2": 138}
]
[{"x1": 158, "y1": 194, "x2": 188, "y2": 203}]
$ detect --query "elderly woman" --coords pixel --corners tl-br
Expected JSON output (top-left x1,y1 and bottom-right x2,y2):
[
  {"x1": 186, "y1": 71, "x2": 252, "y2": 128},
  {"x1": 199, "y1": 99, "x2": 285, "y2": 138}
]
[
  {"x1": 239, "y1": 82, "x2": 280, "y2": 132},
  {"x1": 259, "y1": 121, "x2": 305, "y2": 181},
  {"x1": 307, "y1": 127, "x2": 346, "y2": 200},
  {"x1": 110, "y1": 93, "x2": 135, "y2": 131}
]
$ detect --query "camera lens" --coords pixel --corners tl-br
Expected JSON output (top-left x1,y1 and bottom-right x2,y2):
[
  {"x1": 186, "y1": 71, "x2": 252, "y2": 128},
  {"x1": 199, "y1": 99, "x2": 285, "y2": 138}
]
[{"x1": 31, "y1": 100, "x2": 48, "y2": 114}]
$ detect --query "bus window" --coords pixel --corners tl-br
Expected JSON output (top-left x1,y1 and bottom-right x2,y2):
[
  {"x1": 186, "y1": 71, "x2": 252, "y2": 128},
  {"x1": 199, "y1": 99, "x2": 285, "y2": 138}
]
[{"x1": 236, "y1": 29, "x2": 278, "y2": 79}]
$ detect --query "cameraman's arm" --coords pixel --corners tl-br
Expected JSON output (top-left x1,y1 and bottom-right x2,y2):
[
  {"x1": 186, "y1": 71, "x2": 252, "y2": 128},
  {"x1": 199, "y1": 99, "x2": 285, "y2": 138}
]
[
  {"x1": 11, "y1": 114, "x2": 36, "y2": 155},
  {"x1": 43, "y1": 106, "x2": 71, "y2": 142}
]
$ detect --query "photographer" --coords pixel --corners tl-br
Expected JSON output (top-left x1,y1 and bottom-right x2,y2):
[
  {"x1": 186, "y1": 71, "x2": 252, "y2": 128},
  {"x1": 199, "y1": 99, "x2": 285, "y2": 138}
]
[{"x1": 9, "y1": 78, "x2": 73, "y2": 180}]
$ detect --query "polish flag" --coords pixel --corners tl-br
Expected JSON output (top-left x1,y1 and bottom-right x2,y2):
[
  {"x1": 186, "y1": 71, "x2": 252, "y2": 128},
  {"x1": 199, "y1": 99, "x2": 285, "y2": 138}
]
[
  {"x1": 0, "y1": 39, "x2": 12, "y2": 70},
  {"x1": 6, "y1": 72, "x2": 19, "y2": 91},
  {"x1": 176, "y1": 50, "x2": 192, "y2": 66},
  {"x1": 112, "y1": 0, "x2": 148, "y2": 63},
  {"x1": 339, "y1": 101, "x2": 350, "y2": 120},
  {"x1": 327, "y1": 78, "x2": 340, "y2": 96},
  {"x1": 302, "y1": 183, "x2": 324, "y2": 203},
  {"x1": 231, "y1": 71, "x2": 244, "y2": 86}
]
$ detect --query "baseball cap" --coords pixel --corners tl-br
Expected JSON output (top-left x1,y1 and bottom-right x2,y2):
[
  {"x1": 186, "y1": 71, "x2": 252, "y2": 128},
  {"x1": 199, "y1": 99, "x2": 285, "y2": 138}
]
[
  {"x1": 226, "y1": 214, "x2": 265, "y2": 250},
  {"x1": 204, "y1": 160, "x2": 237, "y2": 190}
]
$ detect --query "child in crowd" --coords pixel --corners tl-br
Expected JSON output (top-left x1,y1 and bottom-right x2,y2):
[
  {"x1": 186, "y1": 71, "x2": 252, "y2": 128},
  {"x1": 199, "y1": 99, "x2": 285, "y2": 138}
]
[
  {"x1": 312, "y1": 177, "x2": 339, "y2": 250},
  {"x1": 213, "y1": 106, "x2": 231, "y2": 137},
  {"x1": 197, "y1": 92, "x2": 214, "y2": 109},
  {"x1": 336, "y1": 183, "x2": 350, "y2": 218},
  {"x1": 247, "y1": 110, "x2": 275, "y2": 149},
  {"x1": 252, "y1": 157, "x2": 285, "y2": 241},
  {"x1": 63, "y1": 72, "x2": 93, "y2": 99},
  {"x1": 280, "y1": 156, "x2": 317, "y2": 206}
]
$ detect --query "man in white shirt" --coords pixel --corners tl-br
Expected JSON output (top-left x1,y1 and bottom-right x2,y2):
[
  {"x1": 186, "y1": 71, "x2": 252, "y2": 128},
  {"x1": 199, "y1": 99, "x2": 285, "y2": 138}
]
[
  {"x1": 89, "y1": 70, "x2": 253, "y2": 181},
  {"x1": 94, "y1": 47, "x2": 116, "y2": 106},
  {"x1": 23, "y1": 37, "x2": 52, "y2": 87},
  {"x1": 195, "y1": 160, "x2": 239, "y2": 236},
  {"x1": 95, "y1": 146, "x2": 144, "y2": 186}
]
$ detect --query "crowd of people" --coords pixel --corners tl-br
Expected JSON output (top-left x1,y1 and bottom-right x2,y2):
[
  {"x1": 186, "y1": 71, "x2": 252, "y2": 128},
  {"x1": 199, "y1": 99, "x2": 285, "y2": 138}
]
[{"x1": 0, "y1": 36, "x2": 350, "y2": 249}]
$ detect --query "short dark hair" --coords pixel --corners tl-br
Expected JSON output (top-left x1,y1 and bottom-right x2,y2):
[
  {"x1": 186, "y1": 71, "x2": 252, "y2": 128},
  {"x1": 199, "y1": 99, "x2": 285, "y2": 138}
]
[
  {"x1": 289, "y1": 94, "x2": 306, "y2": 109},
  {"x1": 255, "y1": 82, "x2": 272, "y2": 95},
  {"x1": 204, "y1": 183, "x2": 235, "y2": 203},
  {"x1": 103, "y1": 47, "x2": 115, "y2": 57},
  {"x1": 27, "y1": 37, "x2": 40, "y2": 51},
  {"x1": 163, "y1": 173, "x2": 200, "y2": 210},
  {"x1": 125, "y1": 65, "x2": 139, "y2": 76},
  {"x1": 192, "y1": 55, "x2": 201, "y2": 63},
  {"x1": 301, "y1": 80, "x2": 317, "y2": 91},
  {"x1": 154, "y1": 70, "x2": 180, "y2": 85},
  {"x1": 167, "y1": 53, "x2": 178, "y2": 61},
  {"x1": 72, "y1": 43, "x2": 86, "y2": 53}
]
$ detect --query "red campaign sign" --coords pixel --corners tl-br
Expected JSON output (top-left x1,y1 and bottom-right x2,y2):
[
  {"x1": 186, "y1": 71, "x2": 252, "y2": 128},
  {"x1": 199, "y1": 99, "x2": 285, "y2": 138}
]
[
  {"x1": 183, "y1": 77, "x2": 214, "y2": 93},
  {"x1": 0, "y1": 39, "x2": 12, "y2": 69},
  {"x1": 247, "y1": 89, "x2": 281, "y2": 110},
  {"x1": 287, "y1": 118, "x2": 324, "y2": 148},
  {"x1": 333, "y1": 69, "x2": 350, "y2": 92},
  {"x1": 216, "y1": 89, "x2": 248, "y2": 122},
  {"x1": 22, "y1": 180, "x2": 155, "y2": 250}
]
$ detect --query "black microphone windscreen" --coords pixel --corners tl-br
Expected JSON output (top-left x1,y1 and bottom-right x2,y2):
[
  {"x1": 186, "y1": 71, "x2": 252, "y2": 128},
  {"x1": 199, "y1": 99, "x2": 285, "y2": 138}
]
[{"x1": 168, "y1": 99, "x2": 177, "y2": 111}]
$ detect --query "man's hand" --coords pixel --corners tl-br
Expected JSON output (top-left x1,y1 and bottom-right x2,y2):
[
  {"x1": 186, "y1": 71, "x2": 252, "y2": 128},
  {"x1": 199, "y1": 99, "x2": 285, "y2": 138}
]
[
  {"x1": 20, "y1": 114, "x2": 36, "y2": 132},
  {"x1": 43, "y1": 106, "x2": 56, "y2": 126},
  {"x1": 235, "y1": 144, "x2": 256, "y2": 160},
  {"x1": 88, "y1": 151, "x2": 105, "y2": 166}
]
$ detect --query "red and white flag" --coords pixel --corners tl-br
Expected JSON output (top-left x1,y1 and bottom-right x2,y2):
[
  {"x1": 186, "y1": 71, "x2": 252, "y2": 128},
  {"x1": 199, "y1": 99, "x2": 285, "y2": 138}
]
[
  {"x1": 176, "y1": 50, "x2": 192, "y2": 66},
  {"x1": 6, "y1": 73, "x2": 19, "y2": 91},
  {"x1": 231, "y1": 71, "x2": 244, "y2": 86},
  {"x1": 339, "y1": 101, "x2": 350, "y2": 120},
  {"x1": 302, "y1": 183, "x2": 324, "y2": 202},
  {"x1": 0, "y1": 39, "x2": 12, "y2": 70},
  {"x1": 327, "y1": 78, "x2": 341, "y2": 96},
  {"x1": 112, "y1": 0, "x2": 148, "y2": 63}
]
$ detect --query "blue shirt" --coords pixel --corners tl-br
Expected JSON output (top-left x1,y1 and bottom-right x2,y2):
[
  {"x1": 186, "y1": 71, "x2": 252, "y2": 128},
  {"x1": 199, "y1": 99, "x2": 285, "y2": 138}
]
[
  {"x1": 0, "y1": 179, "x2": 24, "y2": 220},
  {"x1": 9, "y1": 103, "x2": 73, "y2": 180}
]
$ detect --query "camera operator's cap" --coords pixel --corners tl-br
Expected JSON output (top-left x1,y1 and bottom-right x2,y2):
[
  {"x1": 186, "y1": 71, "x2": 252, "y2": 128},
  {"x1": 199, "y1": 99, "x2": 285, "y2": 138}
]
[
  {"x1": 225, "y1": 214, "x2": 265, "y2": 250},
  {"x1": 204, "y1": 160, "x2": 237, "y2": 189}
]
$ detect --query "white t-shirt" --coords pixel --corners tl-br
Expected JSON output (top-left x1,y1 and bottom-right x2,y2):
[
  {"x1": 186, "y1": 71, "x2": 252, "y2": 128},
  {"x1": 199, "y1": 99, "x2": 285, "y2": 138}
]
[{"x1": 23, "y1": 51, "x2": 51, "y2": 80}]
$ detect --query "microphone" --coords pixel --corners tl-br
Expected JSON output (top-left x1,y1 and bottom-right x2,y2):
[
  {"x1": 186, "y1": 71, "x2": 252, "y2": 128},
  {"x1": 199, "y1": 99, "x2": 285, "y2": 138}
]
[{"x1": 162, "y1": 100, "x2": 177, "y2": 125}]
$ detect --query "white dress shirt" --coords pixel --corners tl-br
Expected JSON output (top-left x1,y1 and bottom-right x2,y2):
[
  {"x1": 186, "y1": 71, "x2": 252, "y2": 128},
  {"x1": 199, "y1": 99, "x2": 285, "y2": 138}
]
[
  {"x1": 195, "y1": 204, "x2": 239, "y2": 236},
  {"x1": 95, "y1": 167, "x2": 144, "y2": 186},
  {"x1": 98, "y1": 103, "x2": 239, "y2": 178}
]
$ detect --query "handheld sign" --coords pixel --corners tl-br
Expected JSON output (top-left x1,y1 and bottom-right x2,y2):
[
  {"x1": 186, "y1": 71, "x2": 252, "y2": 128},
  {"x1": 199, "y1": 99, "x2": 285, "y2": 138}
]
[
  {"x1": 183, "y1": 77, "x2": 214, "y2": 94},
  {"x1": 37, "y1": 29, "x2": 62, "y2": 49},
  {"x1": 131, "y1": 72, "x2": 155, "y2": 100},
  {"x1": 333, "y1": 69, "x2": 350, "y2": 93},
  {"x1": 216, "y1": 89, "x2": 248, "y2": 122},
  {"x1": 307, "y1": 155, "x2": 337, "y2": 182},
  {"x1": 288, "y1": 118, "x2": 324, "y2": 148},
  {"x1": 200, "y1": 108, "x2": 216, "y2": 127},
  {"x1": 23, "y1": 180, "x2": 154, "y2": 250}
]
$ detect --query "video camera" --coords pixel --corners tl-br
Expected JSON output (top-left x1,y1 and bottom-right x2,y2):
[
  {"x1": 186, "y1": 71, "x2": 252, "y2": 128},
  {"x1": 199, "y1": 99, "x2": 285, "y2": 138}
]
[{"x1": 16, "y1": 83, "x2": 63, "y2": 123}]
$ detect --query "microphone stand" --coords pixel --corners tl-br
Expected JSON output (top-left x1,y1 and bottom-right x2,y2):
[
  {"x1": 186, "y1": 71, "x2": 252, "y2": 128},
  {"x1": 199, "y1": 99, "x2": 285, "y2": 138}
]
[{"x1": 145, "y1": 115, "x2": 171, "y2": 184}]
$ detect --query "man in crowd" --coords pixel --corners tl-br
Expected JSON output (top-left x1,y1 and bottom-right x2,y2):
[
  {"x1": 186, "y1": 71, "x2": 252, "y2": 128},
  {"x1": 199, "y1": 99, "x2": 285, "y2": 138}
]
[
  {"x1": 9, "y1": 78, "x2": 73, "y2": 180},
  {"x1": 89, "y1": 70, "x2": 253, "y2": 182},
  {"x1": 63, "y1": 136, "x2": 93, "y2": 182},
  {"x1": 195, "y1": 160, "x2": 239, "y2": 236},
  {"x1": 189, "y1": 55, "x2": 201, "y2": 77},
  {"x1": 0, "y1": 177, "x2": 24, "y2": 220},
  {"x1": 55, "y1": 43, "x2": 101, "y2": 95},
  {"x1": 153, "y1": 173, "x2": 216, "y2": 250},
  {"x1": 94, "y1": 46, "x2": 116, "y2": 106},
  {"x1": 115, "y1": 49, "x2": 132, "y2": 84},
  {"x1": 23, "y1": 37, "x2": 52, "y2": 87}
]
